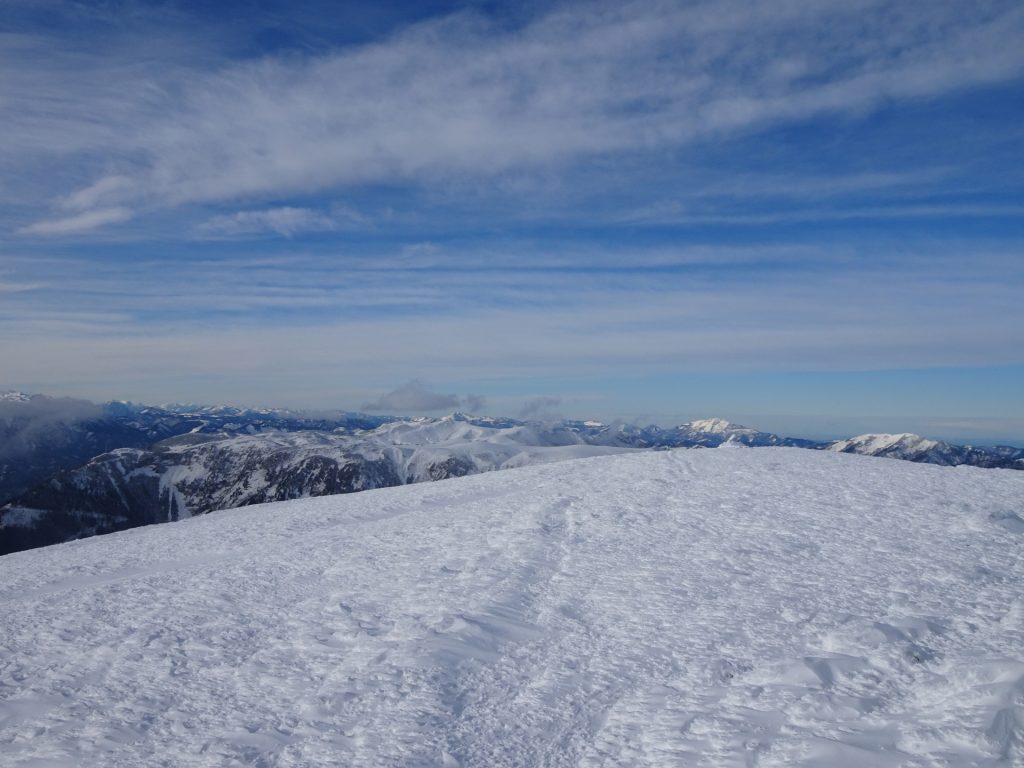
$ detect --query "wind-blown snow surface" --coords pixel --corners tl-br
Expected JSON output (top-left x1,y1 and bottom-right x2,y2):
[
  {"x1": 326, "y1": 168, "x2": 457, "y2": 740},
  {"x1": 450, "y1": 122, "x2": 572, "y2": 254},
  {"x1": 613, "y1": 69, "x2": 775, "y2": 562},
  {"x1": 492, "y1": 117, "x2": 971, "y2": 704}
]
[{"x1": 1, "y1": 449, "x2": 1023, "y2": 767}]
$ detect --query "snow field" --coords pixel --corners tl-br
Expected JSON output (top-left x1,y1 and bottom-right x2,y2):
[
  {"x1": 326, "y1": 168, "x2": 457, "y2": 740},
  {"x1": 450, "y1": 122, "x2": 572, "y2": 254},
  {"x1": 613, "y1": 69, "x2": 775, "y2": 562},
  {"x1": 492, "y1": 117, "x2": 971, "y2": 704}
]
[{"x1": 1, "y1": 447, "x2": 1022, "y2": 767}]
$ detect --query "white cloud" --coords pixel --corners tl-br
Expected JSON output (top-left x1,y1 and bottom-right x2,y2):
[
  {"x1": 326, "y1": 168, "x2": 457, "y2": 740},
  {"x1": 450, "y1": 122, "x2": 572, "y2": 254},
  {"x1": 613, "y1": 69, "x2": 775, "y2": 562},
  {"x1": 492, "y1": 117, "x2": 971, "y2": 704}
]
[
  {"x1": 5, "y1": 1, "x2": 1024, "y2": 231},
  {"x1": 19, "y1": 207, "x2": 133, "y2": 236},
  {"x1": 0, "y1": 281, "x2": 41, "y2": 293},
  {"x1": 1, "y1": 243, "x2": 1021, "y2": 405},
  {"x1": 60, "y1": 175, "x2": 135, "y2": 212},
  {"x1": 0, "y1": 395, "x2": 104, "y2": 460},
  {"x1": 196, "y1": 207, "x2": 340, "y2": 237},
  {"x1": 616, "y1": 202, "x2": 1024, "y2": 227}
]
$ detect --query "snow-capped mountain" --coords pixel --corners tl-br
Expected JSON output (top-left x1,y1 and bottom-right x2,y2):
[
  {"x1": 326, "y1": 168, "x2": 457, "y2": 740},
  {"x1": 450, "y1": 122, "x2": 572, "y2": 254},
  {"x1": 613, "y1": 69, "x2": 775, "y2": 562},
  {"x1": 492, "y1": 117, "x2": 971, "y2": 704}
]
[
  {"x1": 154, "y1": 401, "x2": 393, "y2": 432},
  {"x1": 2, "y1": 449, "x2": 1022, "y2": 766},
  {"x1": 0, "y1": 391, "x2": 33, "y2": 403},
  {"x1": 2, "y1": 394, "x2": 1021, "y2": 556},
  {"x1": 2, "y1": 410, "x2": 809, "y2": 554},
  {"x1": 0, "y1": 392, "x2": 391, "y2": 505},
  {"x1": 0, "y1": 416, "x2": 633, "y2": 554},
  {"x1": 688, "y1": 416, "x2": 738, "y2": 433},
  {"x1": 655, "y1": 418, "x2": 818, "y2": 448},
  {"x1": 545, "y1": 417, "x2": 817, "y2": 449},
  {"x1": 828, "y1": 432, "x2": 1024, "y2": 468}
]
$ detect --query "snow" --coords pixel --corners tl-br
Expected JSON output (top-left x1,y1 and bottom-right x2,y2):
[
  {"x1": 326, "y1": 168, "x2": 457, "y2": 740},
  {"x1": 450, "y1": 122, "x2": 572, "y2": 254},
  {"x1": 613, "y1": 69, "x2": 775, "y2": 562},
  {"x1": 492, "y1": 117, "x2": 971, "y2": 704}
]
[
  {"x1": 1, "y1": 448, "x2": 1023, "y2": 767},
  {"x1": 829, "y1": 433, "x2": 941, "y2": 455},
  {"x1": 686, "y1": 417, "x2": 738, "y2": 434},
  {"x1": 0, "y1": 391, "x2": 34, "y2": 403}
]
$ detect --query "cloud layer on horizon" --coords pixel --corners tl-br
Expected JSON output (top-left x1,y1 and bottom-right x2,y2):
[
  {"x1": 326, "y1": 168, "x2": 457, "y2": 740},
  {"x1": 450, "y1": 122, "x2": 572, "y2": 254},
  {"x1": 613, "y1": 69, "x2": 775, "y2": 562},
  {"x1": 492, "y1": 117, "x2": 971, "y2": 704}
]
[
  {"x1": 2, "y1": 241, "x2": 1021, "y2": 400},
  {"x1": 361, "y1": 380, "x2": 485, "y2": 413}
]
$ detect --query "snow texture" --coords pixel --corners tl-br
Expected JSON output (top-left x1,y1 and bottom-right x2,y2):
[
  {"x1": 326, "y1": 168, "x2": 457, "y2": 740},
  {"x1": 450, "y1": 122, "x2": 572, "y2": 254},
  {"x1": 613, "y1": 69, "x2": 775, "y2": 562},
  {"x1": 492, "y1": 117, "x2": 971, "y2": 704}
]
[{"x1": 1, "y1": 448, "x2": 1023, "y2": 767}]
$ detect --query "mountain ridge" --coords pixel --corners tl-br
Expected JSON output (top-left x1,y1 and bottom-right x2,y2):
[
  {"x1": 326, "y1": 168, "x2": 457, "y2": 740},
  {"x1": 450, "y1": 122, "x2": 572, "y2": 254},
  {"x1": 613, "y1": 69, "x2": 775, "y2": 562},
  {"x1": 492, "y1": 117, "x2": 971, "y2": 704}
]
[{"x1": 2, "y1": 392, "x2": 1022, "y2": 556}]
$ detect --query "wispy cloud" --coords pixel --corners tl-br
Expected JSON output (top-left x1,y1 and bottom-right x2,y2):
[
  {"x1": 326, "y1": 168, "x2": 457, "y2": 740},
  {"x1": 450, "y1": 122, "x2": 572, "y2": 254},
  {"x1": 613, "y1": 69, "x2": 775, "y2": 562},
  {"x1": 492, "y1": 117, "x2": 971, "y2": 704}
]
[
  {"x1": 0, "y1": 395, "x2": 103, "y2": 460},
  {"x1": 1, "y1": 241, "x2": 1020, "y2": 397},
  {"x1": 7, "y1": 0, "x2": 1024, "y2": 233},
  {"x1": 615, "y1": 202, "x2": 1024, "y2": 227},
  {"x1": 19, "y1": 207, "x2": 134, "y2": 236},
  {"x1": 0, "y1": 280, "x2": 42, "y2": 293},
  {"x1": 60, "y1": 176, "x2": 136, "y2": 213},
  {"x1": 196, "y1": 207, "x2": 341, "y2": 238}
]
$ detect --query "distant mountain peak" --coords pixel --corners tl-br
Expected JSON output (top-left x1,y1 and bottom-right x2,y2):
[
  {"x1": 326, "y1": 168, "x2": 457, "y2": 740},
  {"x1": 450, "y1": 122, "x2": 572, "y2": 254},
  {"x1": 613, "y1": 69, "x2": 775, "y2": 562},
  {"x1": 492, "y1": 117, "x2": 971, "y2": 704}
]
[
  {"x1": 686, "y1": 417, "x2": 744, "y2": 434},
  {"x1": 0, "y1": 391, "x2": 37, "y2": 403},
  {"x1": 830, "y1": 433, "x2": 942, "y2": 454}
]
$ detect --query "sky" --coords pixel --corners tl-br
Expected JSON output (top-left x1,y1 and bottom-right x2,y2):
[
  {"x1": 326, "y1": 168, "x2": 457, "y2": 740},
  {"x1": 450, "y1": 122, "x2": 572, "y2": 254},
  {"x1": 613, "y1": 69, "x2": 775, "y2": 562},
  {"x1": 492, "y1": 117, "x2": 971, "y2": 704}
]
[{"x1": 1, "y1": 0, "x2": 1023, "y2": 443}]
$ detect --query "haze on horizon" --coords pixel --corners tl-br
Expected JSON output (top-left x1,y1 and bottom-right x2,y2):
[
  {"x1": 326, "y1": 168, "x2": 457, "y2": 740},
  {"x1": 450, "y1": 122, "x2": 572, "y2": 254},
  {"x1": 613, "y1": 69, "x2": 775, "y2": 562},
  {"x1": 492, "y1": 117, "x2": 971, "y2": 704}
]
[{"x1": 1, "y1": 0, "x2": 1022, "y2": 444}]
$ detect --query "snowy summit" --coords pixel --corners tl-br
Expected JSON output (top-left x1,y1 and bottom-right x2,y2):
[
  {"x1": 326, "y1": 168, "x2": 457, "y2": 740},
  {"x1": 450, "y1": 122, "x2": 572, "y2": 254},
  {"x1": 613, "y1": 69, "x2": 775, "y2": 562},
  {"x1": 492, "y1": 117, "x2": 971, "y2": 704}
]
[
  {"x1": 685, "y1": 418, "x2": 744, "y2": 434},
  {"x1": 2, "y1": 448, "x2": 1022, "y2": 767},
  {"x1": 0, "y1": 391, "x2": 35, "y2": 403}
]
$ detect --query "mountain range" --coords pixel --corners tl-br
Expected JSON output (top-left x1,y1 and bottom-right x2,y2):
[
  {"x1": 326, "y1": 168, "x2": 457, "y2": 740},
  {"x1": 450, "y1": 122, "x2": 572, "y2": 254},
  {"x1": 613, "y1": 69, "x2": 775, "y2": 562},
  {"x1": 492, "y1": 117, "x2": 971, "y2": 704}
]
[{"x1": 1, "y1": 392, "x2": 1021, "y2": 555}]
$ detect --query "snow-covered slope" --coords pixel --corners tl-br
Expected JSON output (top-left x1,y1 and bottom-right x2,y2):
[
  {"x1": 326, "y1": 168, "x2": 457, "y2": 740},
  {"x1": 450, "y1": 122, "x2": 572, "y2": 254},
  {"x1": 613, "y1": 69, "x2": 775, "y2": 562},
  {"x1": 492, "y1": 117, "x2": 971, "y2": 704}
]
[{"x1": 2, "y1": 448, "x2": 1022, "y2": 767}]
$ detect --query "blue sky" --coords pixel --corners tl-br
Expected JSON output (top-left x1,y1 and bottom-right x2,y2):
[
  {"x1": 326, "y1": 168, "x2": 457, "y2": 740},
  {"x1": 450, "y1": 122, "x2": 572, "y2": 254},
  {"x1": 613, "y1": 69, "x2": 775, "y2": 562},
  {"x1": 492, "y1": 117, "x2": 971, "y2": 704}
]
[{"x1": 1, "y1": 0, "x2": 1023, "y2": 442}]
